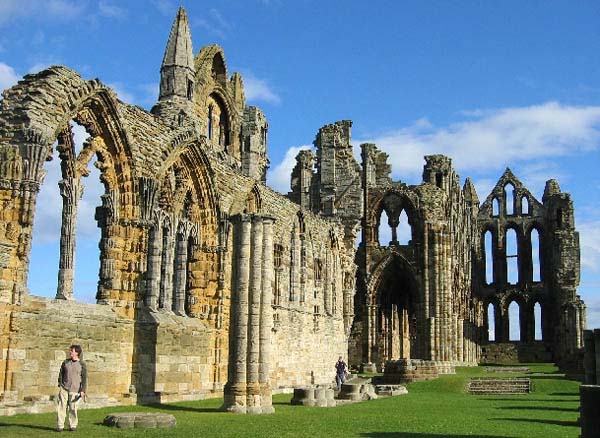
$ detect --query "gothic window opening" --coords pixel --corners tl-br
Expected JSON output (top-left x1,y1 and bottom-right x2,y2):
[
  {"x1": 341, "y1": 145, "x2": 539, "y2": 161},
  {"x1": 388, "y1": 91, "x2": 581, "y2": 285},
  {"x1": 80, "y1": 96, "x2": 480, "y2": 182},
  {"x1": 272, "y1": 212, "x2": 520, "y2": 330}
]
[
  {"x1": 492, "y1": 197, "x2": 500, "y2": 216},
  {"x1": 534, "y1": 302, "x2": 542, "y2": 341},
  {"x1": 186, "y1": 79, "x2": 193, "y2": 100},
  {"x1": 521, "y1": 196, "x2": 530, "y2": 215},
  {"x1": 207, "y1": 105, "x2": 213, "y2": 139},
  {"x1": 506, "y1": 228, "x2": 518, "y2": 285},
  {"x1": 219, "y1": 110, "x2": 229, "y2": 149},
  {"x1": 397, "y1": 210, "x2": 411, "y2": 245},
  {"x1": 435, "y1": 172, "x2": 443, "y2": 188},
  {"x1": 508, "y1": 301, "x2": 521, "y2": 341},
  {"x1": 185, "y1": 236, "x2": 194, "y2": 316},
  {"x1": 504, "y1": 183, "x2": 515, "y2": 215},
  {"x1": 378, "y1": 209, "x2": 392, "y2": 246},
  {"x1": 556, "y1": 208, "x2": 563, "y2": 229},
  {"x1": 273, "y1": 244, "x2": 283, "y2": 306},
  {"x1": 484, "y1": 230, "x2": 494, "y2": 285},
  {"x1": 211, "y1": 53, "x2": 226, "y2": 84},
  {"x1": 314, "y1": 258, "x2": 323, "y2": 287},
  {"x1": 531, "y1": 228, "x2": 541, "y2": 282},
  {"x1": 28, "y1": 120, "x2": 104, "y2": 303},
  {"x1": 159, "y1": 226, "x2": 171, "y2": 309},
  {"x1": 487, "y1": 303, "x2": 496, "y2": 342}
]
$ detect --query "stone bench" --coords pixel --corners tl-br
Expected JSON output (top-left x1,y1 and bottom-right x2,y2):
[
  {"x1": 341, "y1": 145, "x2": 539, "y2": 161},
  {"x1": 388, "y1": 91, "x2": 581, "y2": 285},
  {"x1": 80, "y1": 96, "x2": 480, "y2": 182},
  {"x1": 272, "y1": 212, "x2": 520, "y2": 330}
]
[
  {"x1": 103, "y1": 412, "x2": 176, "y2": 429},
  {"x1": 467, "y1": 377, "x2": 532, "y2": 395}
]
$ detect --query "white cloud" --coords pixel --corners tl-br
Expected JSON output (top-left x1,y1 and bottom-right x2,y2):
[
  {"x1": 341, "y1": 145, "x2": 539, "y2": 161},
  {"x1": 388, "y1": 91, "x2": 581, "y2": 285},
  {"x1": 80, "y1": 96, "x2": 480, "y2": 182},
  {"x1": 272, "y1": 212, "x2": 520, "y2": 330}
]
[
  {"x1": 107, "y1": 82, "x2": 136, "y2": 104},
  {"x1": 137, "y1": 82, "x2": 159, "y2": 108},
  {"x1": 0, "y1": 62, "x2": 19, "y2": 92},
  {"x1": 243, "y1": 72, "x2": 281, "y2": 105},
  {"x1": 98, "y1": 1, "x2": 126, "y2": 19},
  {"x1": 0, "y1": 0, "x2": 84, "y2": 26},
  {"x1": 354, "y1": 102, "x2": 600, "y2": 184},
  {"x1": 267, "y1": 145, "x2": 311, "y2": 194},
  {"x1": 32, "y1": 122, "x2": 103, "y2": 244}
]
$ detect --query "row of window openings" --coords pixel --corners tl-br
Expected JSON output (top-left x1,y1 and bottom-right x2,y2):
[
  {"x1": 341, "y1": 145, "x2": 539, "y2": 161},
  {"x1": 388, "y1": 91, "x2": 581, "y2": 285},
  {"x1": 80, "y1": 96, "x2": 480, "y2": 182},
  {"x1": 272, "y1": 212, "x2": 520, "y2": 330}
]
[
  {"x1": 152, "y1": 228, "x2": 195, "y2": 315},
  {"x1": 487, "y1": 302, "x2": 542, "y2": 341},
  {"x1": 492, "y1": 184, "x2": 530, "y2": 216},
  {"x1": 484, "y1": 229, "x2": 541, "y2": 284},
  {"x1": 272, "y1": 270, "x2": 338, "y2": 314},
  {"x1": 378, "y1": 210, "x2": 411, "y2": 246}
]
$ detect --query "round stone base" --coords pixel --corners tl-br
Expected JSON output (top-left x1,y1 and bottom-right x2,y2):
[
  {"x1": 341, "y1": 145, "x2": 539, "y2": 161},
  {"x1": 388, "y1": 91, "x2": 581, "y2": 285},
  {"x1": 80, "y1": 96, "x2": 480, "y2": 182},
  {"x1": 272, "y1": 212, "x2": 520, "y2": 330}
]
[{"x1": 103, "y1": 412, "x2": 176, "y2": 429}]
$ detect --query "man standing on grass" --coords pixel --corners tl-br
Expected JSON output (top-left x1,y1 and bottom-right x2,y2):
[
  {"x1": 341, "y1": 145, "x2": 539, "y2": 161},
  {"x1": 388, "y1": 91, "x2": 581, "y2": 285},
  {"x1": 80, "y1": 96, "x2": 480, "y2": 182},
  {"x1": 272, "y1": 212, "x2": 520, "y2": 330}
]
[
  {"x1": 56, "y1": 344, "x2": 87, "y2": 432},
  {"x1": 335, "y1": 356, "x2": 348, "y2": 390}
]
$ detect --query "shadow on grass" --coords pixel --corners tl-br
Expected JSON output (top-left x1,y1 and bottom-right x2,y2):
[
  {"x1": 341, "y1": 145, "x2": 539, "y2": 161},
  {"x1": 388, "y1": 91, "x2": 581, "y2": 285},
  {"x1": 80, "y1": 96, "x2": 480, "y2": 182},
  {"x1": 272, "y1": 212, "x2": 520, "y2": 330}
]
[
  {"x1": 361, "y1": 433, "x2": 506, "y2": 438},
  {"x1": 477, "y1": 397, "x2": 578, "y2": 403},
  {"x1": 491, "y1": 418, "x2": 579, "y2": 427},
  {"x1": 0, "y1": 422, "x2": 56, "y2": 432},
  {"x1": 551, "y1": 392, "x2": 579, "y2": 397},
  {"x1": 496, "y1": 405, "x2": 579, "y2": 412}
]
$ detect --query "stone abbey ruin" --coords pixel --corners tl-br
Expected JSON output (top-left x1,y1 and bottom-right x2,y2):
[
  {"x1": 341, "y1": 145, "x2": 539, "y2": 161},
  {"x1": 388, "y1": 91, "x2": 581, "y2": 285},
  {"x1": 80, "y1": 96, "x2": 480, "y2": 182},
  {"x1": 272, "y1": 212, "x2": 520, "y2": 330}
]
[{"x1": 0, "y1": 7, "x2": 586, "y2": 415}]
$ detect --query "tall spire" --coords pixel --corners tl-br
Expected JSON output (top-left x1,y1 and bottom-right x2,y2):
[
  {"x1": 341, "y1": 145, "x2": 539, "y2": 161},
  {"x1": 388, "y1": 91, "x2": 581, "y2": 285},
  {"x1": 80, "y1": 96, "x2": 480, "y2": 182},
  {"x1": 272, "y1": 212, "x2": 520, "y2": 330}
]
[{"x1": 159, "y1": 6, "x2": 195, "y2": 102}]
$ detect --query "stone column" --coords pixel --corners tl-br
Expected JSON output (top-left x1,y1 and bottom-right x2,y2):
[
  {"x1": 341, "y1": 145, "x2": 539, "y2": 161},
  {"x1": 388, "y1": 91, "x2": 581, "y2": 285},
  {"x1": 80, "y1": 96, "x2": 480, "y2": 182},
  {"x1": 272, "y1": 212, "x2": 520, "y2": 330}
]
[
  {"x1": 246, "y1": 215, "x2": 263, "y2": 414},
  {"x1": 56, "y1": 177, "x2": 84, "y2": 300},
  {"x1": 223, "y1": 214, "x2": 251, "y2": 413},
  {"x1": 145, "y1": 224, "x2": 162, "y2": 309},
  {"x1": 173, "y1": 232, "x2": 188, "y2": 315},
  {"x1": 259, "y1": 216, "x2": 275, "y2": 413}
]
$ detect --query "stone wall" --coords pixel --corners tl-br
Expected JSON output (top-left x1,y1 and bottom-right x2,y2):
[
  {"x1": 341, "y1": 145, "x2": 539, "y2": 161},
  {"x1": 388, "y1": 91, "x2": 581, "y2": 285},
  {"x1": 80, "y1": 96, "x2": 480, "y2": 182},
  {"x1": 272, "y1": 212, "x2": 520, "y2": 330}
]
[
  {"x1": 0, "y1": 297, "x2": 220, "y2": 415},
  {"x1": 480, "y1": 342, "x2": 552, "y2": 364}
]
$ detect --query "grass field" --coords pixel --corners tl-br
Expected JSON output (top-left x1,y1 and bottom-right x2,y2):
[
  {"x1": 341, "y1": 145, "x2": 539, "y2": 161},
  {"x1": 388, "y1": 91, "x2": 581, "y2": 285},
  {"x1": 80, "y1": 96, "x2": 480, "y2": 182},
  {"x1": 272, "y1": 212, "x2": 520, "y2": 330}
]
[{"x1": 0, "y1": 363, "x2": 581, "y2": 437}]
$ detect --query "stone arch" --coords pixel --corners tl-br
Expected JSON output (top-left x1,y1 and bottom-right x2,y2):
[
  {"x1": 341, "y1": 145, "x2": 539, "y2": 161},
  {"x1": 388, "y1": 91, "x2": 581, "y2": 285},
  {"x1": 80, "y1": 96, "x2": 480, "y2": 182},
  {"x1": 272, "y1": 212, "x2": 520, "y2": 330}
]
[
  {"x1": 0, "y1": 67, "x2": 137, "y2": 304},
  {"x1": 245, "y1": 185, "x2": 262, "y2": 214},
  {"x1": 145, "y1": 138, "x2": 220, "y2": 317},
  {"x1": 367, "y1": 189, "x2": 420, "y2": 246},
  {"x1": 368, "y1": 251, "x2": 421, "y2": 362},
  {"x1": 194, "y1": 45, "x2": 241, "y2": 159}
]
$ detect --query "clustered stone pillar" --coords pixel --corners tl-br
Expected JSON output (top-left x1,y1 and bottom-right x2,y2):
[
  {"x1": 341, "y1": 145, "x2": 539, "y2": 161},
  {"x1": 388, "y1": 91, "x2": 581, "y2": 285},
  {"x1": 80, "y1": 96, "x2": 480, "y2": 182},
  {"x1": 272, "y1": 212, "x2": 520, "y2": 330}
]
[
  {"x1": 173, "y1": 233, "x2": 188, "y2": 314},
  {"x1": 145, "y1": 225, "x2": 162, "y2": 309},
  {"x1": 56, "y1": 177, "x2": 84, "y2": 300},
  {"x1": 223, "y1": 213, "x2": 274, "y2": 414}
]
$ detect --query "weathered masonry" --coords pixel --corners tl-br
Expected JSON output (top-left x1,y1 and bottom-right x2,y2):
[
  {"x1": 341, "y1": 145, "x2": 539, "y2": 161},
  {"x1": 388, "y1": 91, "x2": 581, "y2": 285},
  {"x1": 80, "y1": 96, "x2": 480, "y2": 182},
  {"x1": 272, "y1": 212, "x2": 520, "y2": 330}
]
[{"x1": 0, "y1": 7, "x2": 585, "y2": 415}]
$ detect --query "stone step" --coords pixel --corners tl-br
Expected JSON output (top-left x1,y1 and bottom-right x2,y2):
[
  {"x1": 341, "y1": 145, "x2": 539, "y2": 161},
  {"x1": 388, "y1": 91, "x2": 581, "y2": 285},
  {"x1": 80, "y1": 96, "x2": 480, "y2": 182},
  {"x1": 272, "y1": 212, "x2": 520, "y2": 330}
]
[{"x1": 467, "y1": 377, "x2": 532, "y2": 395}]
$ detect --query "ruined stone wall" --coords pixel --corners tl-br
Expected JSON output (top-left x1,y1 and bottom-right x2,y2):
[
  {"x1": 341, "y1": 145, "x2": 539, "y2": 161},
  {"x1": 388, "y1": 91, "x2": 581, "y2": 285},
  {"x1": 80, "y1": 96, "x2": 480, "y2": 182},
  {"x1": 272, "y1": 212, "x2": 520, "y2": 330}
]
[
  {"x1": 0, "y1": 297, "x2": 219, "y2": 415},
  {"x1": 353, "y1": 148, "x2": 482, "y2": 369}
]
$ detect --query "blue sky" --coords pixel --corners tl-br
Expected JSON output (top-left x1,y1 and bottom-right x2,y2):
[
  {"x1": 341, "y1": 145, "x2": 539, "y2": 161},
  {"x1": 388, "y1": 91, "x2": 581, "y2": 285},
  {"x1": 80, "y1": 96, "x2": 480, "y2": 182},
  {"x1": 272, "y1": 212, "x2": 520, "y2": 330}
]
[{"x1": 1, "y1": 0, "x2": 599, "y2": 332}]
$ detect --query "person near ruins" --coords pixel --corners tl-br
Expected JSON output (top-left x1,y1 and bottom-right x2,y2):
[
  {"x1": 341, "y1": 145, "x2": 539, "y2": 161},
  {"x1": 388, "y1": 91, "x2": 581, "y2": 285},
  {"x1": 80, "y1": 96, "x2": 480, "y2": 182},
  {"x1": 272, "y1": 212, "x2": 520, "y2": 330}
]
[
  {"x1": 335, "y1": 356, "x2": 348, "y2": 390},
  {"x1": 56, "y1": 344, "x2": 87, "y2": 432}
]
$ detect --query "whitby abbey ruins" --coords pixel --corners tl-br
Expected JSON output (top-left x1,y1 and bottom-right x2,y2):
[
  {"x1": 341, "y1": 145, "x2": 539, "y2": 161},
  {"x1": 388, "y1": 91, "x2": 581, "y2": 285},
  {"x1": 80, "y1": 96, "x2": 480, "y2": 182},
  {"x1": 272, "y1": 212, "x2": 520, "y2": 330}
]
[{"x1": 0, "y1": 8, "x2": 587, "y2": 415}]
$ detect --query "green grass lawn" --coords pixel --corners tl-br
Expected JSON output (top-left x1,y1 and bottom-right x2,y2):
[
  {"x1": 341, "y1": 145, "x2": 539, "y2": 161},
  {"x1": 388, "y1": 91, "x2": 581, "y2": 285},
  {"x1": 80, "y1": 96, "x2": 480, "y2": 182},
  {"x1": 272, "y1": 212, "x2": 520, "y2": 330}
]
[{"x1": 0, "y1": 363, "x2": 581, "y2": 437}]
